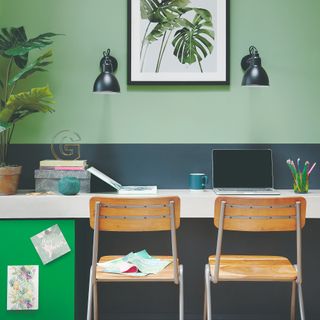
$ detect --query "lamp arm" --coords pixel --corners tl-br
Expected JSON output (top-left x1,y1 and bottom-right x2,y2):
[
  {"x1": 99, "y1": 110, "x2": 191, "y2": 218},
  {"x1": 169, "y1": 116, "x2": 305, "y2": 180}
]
[
  {"x1": 249, "y1": 45, "x2": 259, "y2": 55},
  {"x1": 241, "y1": 46, "x2": 260, "y2": 70}
]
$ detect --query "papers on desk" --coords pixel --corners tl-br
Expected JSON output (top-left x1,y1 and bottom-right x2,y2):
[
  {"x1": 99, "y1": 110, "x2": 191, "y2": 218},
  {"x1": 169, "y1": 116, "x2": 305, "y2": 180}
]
[
  {"x1": 117, "y1": 185, "x2": 157, "y2": 194},
  {"x1": 97, "y1": 250, "x2": 172, "y2": 276}
]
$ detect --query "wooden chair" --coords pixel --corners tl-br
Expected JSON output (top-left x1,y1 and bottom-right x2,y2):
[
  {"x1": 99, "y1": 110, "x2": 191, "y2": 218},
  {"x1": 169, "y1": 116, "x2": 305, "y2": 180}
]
[
  {"x1": 204, "y1": 197, "x2": 307, "y2": 320},
  {"x1": 87, "y1": 196, "x2": 183, "y2": 320}
]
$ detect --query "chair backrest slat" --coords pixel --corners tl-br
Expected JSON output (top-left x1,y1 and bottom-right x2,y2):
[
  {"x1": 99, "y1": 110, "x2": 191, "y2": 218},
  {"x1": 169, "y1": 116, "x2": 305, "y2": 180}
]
[
  {"x1": 214, "y1": 197, "x2": 306, "y2": 232},
  {"x1": 90, "y1": 196, "x2": 180, "y2": 232}
]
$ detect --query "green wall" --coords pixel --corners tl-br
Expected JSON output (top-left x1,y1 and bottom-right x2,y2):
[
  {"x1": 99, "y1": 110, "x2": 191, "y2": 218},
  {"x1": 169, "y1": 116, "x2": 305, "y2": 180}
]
[{"x1": 1, "y1": 0, "x2": 320, "y2": 143}]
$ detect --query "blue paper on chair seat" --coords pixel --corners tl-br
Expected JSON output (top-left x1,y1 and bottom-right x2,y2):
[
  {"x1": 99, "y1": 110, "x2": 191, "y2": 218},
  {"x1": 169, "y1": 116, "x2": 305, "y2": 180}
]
[{"x1": 97, "y1": 250, "x2": 172, "y2": 276}]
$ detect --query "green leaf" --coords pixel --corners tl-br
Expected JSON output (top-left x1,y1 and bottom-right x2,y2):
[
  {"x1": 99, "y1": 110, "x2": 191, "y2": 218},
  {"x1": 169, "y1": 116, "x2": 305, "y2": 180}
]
[
  {"x1": 0, "y1": 121, "x2": 12, "y2": 133},
  {"x1": 0, "y1": 27, "x2": 28, "y2": 68},
  {"x1": 146, "y1": 18, "x2": 183, "y2": 43},
  {"x1": 193, "y1": 8, "x2": 212, "y2": 23},
  {"x1": 0, "y1": 86, "x2": 54, "y2": 123},
  {"x1": 172, "y1": 10, "x2": 214, "y2": 67},
  {"x1": 5, "y1": 32, "x2": 60, "y2": 56},
  {"x1": 141, "y1": 0, "x2": 190, "y2": 22},
  {"x1": 8, "y1": 50, "x2": 53, "y2": 86},
  {"x1": 0, "y1": 79, "x2": 3, "y2": 89},
  {"x1": 0, "y1": 27, "x2": 27, "y2": 53},
  {"x1": 141, "y1": 0, "x2": 157, "y2": 19},
  {"x1": 0, "y1": 27, "x2": 59, "y2": 69}
]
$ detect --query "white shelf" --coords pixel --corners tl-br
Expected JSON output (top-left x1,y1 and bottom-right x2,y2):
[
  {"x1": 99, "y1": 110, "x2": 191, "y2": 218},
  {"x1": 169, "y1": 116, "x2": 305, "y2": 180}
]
[{"x1": 0, "y1": 189, "x2": 319, "y2": 219}]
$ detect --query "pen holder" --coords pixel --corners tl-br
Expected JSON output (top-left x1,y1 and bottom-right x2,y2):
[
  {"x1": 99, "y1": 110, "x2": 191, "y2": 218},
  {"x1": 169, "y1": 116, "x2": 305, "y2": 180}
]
[
  {"x1": 287, "y1": 158, "x2": 316, "y2": 194},
  {"x1": 293, "y1": 174, "x2": 309, "y2": 193}
]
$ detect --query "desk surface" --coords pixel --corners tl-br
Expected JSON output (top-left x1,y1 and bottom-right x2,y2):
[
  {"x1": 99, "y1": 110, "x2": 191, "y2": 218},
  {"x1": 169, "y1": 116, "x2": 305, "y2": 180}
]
[{"x1": 0, "y1": 189, "x2": 319, "y2": 219}]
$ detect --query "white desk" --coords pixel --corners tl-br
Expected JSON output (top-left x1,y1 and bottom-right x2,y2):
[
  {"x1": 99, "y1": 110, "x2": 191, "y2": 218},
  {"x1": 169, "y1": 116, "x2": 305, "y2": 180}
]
[{"x1": 0, "y1": 189, "x2": 319, "y2": 219}]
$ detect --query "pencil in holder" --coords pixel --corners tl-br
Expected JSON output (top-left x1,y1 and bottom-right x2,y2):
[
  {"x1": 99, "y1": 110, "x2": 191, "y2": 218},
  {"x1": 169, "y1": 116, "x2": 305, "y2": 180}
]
[{"x1": 287, "y1": 158, "x2": 316, "y2": 194}]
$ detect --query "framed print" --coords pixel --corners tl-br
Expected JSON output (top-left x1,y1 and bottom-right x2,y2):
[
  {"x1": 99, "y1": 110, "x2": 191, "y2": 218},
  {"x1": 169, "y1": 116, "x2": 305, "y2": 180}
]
[
  {"x1": 7, "y1": 265, "x2": 39, "y2": 310},
  {"x1": 128, "y1": 0, "x2": 229, "y2": 85},
  {"x1": 30, "y1": 224, "x2": 71, "y2": 265}
]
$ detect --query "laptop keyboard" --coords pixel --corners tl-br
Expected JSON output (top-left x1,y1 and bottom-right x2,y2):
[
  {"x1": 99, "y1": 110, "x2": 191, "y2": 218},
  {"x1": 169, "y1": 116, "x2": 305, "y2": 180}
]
[
  {"x1": 218, "y1": 188, "x2": 274, "y2": 191},
  {"x1": 214, "y1": 188, "x2": 280, "y2": 195}
]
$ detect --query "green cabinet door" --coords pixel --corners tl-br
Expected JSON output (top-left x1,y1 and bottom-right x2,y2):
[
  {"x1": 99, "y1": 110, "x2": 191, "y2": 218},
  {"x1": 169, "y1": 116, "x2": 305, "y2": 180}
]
[{"x1": 0, "y1": 219, "x2": 75, "y2": 319}]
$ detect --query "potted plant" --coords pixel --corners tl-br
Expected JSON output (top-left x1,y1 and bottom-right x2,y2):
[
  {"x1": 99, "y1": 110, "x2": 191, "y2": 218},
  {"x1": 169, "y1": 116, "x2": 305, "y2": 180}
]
[{"x1": 0, "y1": 26, "x2": 58, "y2": 194}]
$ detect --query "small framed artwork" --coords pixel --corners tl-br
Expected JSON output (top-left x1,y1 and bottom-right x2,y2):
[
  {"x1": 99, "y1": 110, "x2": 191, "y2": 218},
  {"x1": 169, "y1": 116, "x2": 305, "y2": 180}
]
[
  {"x1": 30, "y1": 224, "x2": 71, "y2": 265},
  {"x1": 128, "y1": 0, "x2": 229, "y2": 85},
  {"x1": 7, "y1": 265, "x2": 39, "y2": 310}
]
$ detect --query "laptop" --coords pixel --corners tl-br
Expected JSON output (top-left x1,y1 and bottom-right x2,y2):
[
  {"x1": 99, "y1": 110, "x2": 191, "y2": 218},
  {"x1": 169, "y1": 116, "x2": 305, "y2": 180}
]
[
  {"x1": 212, "y1": 149, "x2": 280, "y2": 195},
  {"x1": 87, "y1": 167, "x2": 157, "y2": 194}
]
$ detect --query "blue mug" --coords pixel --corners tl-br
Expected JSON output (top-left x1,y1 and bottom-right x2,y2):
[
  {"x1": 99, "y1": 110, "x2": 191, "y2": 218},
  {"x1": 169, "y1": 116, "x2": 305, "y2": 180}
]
[{"x1": 189, "y1": 173, "x2": 208, "y2": 190}]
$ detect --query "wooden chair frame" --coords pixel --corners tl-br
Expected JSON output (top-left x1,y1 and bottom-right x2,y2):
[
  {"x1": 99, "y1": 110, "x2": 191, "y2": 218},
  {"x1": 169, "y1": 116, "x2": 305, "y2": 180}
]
[
  {"x1": 204, "y1": 197, "x2": 306, "y2": 320},
  {"x1": 86, "y1": 197, "x2": 183, "y2": 320}
]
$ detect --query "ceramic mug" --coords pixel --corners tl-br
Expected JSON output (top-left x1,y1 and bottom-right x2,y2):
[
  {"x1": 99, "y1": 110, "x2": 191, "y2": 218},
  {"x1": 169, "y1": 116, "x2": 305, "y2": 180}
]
[{"x1": 189, "y1": 173, "x2": 208, "y2": 190}]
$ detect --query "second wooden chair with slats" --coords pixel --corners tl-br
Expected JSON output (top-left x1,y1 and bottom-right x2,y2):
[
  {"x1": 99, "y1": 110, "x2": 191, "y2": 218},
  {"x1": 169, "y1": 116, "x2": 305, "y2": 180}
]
[
  {"x1": 86, "y1": 196, "x2": 183, "y2": 320},
  {"x1": 204, "y1": 196, "x2": 307, "y2": 320}
]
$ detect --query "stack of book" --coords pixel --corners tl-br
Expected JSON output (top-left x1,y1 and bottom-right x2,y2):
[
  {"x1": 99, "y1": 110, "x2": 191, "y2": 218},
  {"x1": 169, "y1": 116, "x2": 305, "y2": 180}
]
[
  {"x1": 34, "y1": 159, "x2": 91, "y2": 193},
  {"x1": 39, "y1": 159, "x2": 87, "y2": 171}
]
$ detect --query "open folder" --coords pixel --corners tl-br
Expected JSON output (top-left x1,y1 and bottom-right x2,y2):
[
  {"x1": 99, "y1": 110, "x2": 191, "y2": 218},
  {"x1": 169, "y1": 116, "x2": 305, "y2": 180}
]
[{"x1": 87, "y1": 167, "x2": 157, "y2": 194}]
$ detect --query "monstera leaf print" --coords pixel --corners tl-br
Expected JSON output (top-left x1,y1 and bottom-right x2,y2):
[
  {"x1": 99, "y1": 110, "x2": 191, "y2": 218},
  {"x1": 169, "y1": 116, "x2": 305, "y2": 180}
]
[
  {"x1": 145, "y1": 17, "x2": 185, "y2": 71},
  {"x1": 141, "y1": 0, "x2": 190, "y2": 22},
  {"x1": 139, "y1": 0, "x2": 215, "y2": 72},
  {"x1": 140, "y1": 0, "x2": 190, "y2": 70},
  {"x1": 172, "y1": 9, "x2": 214, "y2": 72}
]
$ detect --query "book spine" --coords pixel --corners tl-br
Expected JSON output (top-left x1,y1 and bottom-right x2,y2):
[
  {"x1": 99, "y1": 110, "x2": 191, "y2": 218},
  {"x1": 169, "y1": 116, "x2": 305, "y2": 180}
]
[
  {"x1": 39, "y1": 166, "x2": 86, "y2": 171},
  {"x1": 39, "y1": 160, "x2": 87, "y2": 167}
]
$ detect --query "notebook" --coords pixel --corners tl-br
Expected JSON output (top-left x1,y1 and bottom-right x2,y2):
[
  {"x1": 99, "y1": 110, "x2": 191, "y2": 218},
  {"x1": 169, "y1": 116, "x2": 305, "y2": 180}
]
[
  {"x1": 87, "y1": 167, "x2": 157, "y2": 194},
  {"x1": 212, "y1": 149, "x2": 280, "y2": 195}
]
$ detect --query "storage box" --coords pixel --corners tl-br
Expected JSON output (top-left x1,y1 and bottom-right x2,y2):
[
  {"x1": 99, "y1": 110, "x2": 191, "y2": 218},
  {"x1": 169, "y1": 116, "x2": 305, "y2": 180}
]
[{"x1": 34, "y1": 169, "x2": 91, "y2": 193}]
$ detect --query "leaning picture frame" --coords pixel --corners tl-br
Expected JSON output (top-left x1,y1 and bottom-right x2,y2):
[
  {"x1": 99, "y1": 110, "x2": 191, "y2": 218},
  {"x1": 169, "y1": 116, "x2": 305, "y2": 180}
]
[{"x1": 128, "y1": 0, "x2": 229, "y2": 85}]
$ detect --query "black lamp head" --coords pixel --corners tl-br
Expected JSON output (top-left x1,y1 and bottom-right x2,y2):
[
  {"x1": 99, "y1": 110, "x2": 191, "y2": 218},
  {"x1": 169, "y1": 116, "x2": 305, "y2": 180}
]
[
  {"x1": 93, "y1": 49, "x2": 120, "y2": 94},
  {"x1": 241, "y1": 46, "x2": 269, "y2": 87}
]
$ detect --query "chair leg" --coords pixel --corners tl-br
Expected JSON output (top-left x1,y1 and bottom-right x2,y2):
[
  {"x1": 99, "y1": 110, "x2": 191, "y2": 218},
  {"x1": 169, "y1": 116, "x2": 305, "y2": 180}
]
[
  {"x1": 290, "y1": 281, "x2": 297, "y2": 320},
  {"x1": 87, "y1": 266, "x2": 93, "y2": 320},
  {"x1": 93, "y1": 282, "x2": 98, "y2": 320},
  {"x1": 203, "y1": 267, "x2": 207, "y2": 320},
  {"x1": 205, "y1": 264, "x2": 212, "y2": 320},
  {"x1": 179, "y1": 265, "x2": 184, "y2": 320},
  {"x1": 297, "y1": 283, "x2": 306, "y2": 320}
]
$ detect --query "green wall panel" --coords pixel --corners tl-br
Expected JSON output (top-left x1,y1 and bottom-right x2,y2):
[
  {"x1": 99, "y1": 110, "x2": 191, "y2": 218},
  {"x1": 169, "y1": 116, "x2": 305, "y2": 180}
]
[
  {"x1": 1, "y1": 0, "x2": 320, "y2": 143},
  {"x1": 0, "y1": 219, "x2": 75, "y2": 319}
]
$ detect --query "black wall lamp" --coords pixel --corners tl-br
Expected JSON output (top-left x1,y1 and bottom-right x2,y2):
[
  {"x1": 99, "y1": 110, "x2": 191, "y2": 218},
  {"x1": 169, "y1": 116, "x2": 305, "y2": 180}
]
[
  {"x1": 93, "y1": 49, "x2": 120, "y2": 93},
  {"x1": 241, "y1": 46, "x2": 269, "y2": 87}
]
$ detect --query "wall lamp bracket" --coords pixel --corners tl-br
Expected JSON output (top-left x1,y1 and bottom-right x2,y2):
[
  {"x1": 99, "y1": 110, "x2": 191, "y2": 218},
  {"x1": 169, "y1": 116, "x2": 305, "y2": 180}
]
[{"x1": 100, "y1": 49, "x2": 118, "y2": 73}]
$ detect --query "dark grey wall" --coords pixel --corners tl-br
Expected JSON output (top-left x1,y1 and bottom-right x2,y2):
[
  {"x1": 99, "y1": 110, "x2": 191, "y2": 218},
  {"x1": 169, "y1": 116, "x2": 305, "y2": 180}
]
[
  {"x1": 9, "y1": 144, "x2": 320, "y2": 191},
  {"x1": 76, "y1": 218, "x2": 320, "y2": 320}
]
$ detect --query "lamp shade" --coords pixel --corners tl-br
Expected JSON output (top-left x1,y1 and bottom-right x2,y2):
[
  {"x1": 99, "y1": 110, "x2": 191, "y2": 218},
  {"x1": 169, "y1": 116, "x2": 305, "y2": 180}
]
[
  {"x1": 93, "y1": 49, "x2": 120, "y2": 94},
  {"x1": 241, "y1": 46, "x2": 269, "y2": 87},
  {"x1": 93, "y1": 72, "x2": 120, "y2": 93}
]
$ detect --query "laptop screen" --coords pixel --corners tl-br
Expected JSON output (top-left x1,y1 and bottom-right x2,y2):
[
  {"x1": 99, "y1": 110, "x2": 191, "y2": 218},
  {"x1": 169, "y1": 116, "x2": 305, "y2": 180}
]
[{"x1": 212, "y1": 149, "x2": 274, "y2": 188}]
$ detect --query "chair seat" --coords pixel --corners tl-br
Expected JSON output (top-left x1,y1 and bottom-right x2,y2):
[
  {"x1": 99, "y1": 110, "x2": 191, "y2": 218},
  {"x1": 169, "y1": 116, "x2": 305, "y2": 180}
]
[
  {"x1": 209, "y1": 255, "x2": 297, "y2": 282},
  {"x1": 96, "y1": 255, "x2": 177, "y2": 282}
]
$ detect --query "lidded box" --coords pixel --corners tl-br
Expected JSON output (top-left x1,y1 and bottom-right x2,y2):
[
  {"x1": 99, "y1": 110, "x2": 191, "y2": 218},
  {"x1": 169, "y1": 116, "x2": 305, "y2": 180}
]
[{"x1": 34, "y1": 169, "x2": 91, "y2": 193}]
